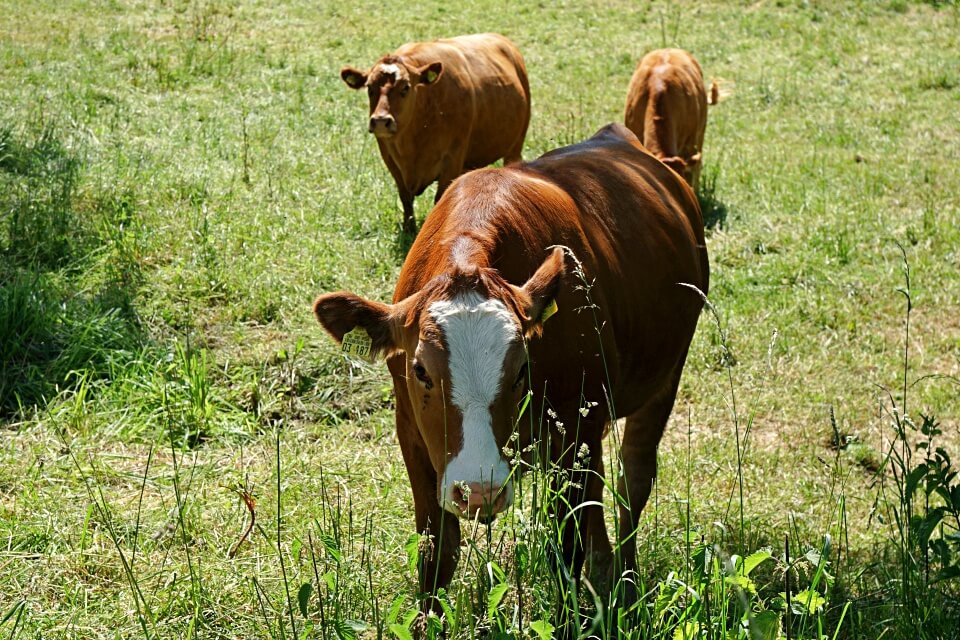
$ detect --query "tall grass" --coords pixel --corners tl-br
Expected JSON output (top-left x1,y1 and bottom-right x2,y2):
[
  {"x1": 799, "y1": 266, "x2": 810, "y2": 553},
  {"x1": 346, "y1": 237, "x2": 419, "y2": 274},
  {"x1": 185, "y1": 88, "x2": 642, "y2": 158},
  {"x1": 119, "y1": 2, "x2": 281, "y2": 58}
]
[{"x1": 0, "y1": 124, "x2": 144, "y2": 417}]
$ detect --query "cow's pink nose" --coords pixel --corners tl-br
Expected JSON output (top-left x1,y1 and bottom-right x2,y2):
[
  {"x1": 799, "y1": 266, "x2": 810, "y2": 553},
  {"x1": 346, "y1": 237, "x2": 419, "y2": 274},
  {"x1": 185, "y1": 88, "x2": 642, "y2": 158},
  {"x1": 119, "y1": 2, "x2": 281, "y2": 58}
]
[
  {"x1": 369, "y1": 115, "x2": 396, "y2": 133},
  {"x1": 451, "y1": 482, "x2": 507, "y2": 518}
]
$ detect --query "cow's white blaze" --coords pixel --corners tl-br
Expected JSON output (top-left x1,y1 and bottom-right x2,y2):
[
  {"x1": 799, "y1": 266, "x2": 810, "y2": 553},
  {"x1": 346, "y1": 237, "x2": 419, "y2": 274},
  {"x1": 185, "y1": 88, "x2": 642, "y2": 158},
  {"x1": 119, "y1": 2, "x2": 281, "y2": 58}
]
[
  {"x1": 430, "y1": 291, "x2": 516, "y2": 515},
  {"x1": 379, "y1": 63, "x2": 400, "y2": 80}
]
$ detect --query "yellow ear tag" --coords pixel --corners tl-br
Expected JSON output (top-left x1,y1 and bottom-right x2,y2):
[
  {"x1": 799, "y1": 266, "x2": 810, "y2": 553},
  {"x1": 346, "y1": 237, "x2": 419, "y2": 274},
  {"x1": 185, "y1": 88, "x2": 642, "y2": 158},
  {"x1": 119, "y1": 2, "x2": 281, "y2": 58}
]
[
  {"x1": 425, "y1": 69, "x2": 438, "y2": 83},
  {"x1": 341, "y1": 327, "x2": 373, "y2": 361},
  {"x1": 540, "y1": 299, "x2": 558, "y2": 323}
]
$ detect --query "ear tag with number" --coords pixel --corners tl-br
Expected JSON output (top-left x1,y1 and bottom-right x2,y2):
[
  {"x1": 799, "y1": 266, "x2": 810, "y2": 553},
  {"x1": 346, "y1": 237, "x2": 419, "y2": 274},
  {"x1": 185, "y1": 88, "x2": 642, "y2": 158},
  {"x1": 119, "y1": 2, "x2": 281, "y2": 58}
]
[
  {"x1": 540, "y1": 299, "x2": 558, "y2": 323},
  {"x1": 341, "y1": 327, "x2": 373, "y2": 361}
]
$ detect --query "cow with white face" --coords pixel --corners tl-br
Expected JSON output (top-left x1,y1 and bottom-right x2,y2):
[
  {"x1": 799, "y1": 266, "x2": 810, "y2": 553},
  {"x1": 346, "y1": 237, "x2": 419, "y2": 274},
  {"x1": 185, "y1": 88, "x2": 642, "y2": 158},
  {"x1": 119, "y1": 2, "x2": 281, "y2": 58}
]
[
  {"x1": 315, "y1": 254, "x2": 562, "y2": 522},
  {"x1": 313, "y1": 124, "x2": 709, "y2": 629}
]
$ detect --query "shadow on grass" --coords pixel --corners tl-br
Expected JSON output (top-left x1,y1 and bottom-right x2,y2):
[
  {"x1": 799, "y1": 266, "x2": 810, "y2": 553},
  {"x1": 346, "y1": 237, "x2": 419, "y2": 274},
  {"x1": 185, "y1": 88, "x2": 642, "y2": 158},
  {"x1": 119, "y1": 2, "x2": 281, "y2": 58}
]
[
  {"x1": 390, "y1": 220, "x2": 418, "y2": 263},
  {"x1": 0, "y1": 123, "x2": 146, "y2": 420},
  {"x1": 698, "y1": 166, "x2": 728, "y2": 231}
]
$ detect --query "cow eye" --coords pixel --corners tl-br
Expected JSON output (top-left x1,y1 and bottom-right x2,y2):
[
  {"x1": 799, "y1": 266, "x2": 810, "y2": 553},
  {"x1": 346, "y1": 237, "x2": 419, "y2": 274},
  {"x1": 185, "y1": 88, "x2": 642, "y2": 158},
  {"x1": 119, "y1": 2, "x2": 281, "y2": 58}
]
[
  {"x1": 413, "y1": 362, "x2": 430, "y2": 384},
  {"x1": 399, "y1": 85, "x2": 410, "y2": 97},
  {"x1": 513, "y1": 363, "x2": 528, "y2": 390}
]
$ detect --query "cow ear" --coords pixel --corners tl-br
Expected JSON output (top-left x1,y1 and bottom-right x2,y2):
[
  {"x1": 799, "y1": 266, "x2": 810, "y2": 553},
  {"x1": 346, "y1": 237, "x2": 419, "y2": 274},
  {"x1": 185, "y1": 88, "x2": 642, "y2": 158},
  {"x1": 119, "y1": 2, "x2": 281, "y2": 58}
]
[
  {"x1": 517, "y1": 247, "x2": 565, "y2": 336},
  {"x1": 660, "y1": 156, "x2": 687, "y2": 175},
  {"x1": 313, "y1": 292, "x2": 404, "y2": 360},
  {"x1": 341, "y1": 66, "x2": 368, "y2": 89},
  {"x1": 416, "y1": 62, "x2": 443, "y2": 85}
]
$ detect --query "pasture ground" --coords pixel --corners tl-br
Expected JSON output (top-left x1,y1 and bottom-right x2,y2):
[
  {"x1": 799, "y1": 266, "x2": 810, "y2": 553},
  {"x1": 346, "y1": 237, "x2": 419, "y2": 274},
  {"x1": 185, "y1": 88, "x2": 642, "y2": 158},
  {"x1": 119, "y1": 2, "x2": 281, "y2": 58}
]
[{"x1": 1, "y1": 0, "x2": 959, "y2": 638}]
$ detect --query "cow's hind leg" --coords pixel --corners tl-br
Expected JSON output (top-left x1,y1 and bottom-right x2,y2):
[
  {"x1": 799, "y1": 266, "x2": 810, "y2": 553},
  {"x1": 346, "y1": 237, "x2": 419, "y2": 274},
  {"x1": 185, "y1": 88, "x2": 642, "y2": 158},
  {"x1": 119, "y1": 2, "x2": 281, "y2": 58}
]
[{"x1": 615, "y1": 360, "x2": 686, "y2": 609}]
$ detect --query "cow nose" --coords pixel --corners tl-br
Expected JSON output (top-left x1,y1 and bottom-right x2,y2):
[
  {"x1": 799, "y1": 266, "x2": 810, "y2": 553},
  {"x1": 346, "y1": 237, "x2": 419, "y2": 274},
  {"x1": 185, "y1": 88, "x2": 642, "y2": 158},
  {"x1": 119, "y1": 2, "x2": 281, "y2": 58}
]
[
  {"x1": 369, "y1": 114, "x2": 396, "y2": 133},
  {"x1": 451, "y1": 481, "x2": 508, "y2": 519}
]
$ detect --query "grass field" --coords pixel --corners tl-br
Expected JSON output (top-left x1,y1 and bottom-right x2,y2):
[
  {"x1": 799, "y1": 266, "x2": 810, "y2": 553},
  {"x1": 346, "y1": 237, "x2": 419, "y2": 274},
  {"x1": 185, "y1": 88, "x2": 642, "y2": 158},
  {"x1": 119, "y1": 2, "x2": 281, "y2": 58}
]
[{"x1": 2, "y1": 0, "x2": 959, "y2": 638}]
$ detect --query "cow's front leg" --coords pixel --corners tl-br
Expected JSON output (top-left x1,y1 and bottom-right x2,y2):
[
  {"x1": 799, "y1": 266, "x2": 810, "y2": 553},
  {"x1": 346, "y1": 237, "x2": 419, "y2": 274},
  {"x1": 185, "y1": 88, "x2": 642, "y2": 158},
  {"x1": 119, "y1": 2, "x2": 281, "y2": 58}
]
[
  {"x1": 379, "y1": 149, "x2": 417, "y2": 234},
  {"x1": 391, "y1": 360, "x2": 461, "y2": 614},
  {"x1": 434, "y1": 156, "x2": 466, "y2": 205},
  {"x1": 399, "y1": 432, "x2": 461, "y2": 616},
  {"x1": 548, "y1": 428, "x2": 605, "y2": 637},
  {"x1": 413, "y1": 483, "x2": 461, "y2": 607}
]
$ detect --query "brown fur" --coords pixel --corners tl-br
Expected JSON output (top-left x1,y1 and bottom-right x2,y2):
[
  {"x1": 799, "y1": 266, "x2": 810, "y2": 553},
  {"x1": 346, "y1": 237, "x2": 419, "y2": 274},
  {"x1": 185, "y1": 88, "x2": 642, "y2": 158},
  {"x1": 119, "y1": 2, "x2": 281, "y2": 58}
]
[
  {"x1": 341, "y1": 33, "x2": 531, "y2": 233},
  {"x1": 624, "y1": 48, "x2": 710, "y2": 191},
  {"x1": 313, "y1": 124, "x2": 709, "y2": 625}
]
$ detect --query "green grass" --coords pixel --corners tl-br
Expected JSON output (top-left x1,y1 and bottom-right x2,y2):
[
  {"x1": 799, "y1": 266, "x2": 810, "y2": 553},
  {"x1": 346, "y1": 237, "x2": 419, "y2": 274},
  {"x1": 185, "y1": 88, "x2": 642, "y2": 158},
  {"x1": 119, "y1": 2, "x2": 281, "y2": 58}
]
[{"x1": 1, "y1": 0, "x2": 959, "y2": 637}]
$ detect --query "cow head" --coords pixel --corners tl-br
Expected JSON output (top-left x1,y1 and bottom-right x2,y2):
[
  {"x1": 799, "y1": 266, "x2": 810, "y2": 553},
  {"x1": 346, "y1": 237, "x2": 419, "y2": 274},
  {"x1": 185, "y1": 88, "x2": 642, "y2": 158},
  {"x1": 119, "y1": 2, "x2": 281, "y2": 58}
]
[
  {"x1": 340, "y1": 56, "x2": 444, "y2": 138},
  {"x1": 313, "y1": 247, "x2": 565, "y2": 522}
]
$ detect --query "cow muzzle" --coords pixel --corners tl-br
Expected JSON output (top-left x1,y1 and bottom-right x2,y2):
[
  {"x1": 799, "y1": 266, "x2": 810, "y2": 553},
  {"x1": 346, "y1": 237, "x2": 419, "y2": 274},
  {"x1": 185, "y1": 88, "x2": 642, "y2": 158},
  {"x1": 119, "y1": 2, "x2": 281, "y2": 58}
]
[
  {"x1": 445, "y1": 480, "x2": 512, "y2": 522},
  {"x1": 368, "y1": 114, "x2": 397, "y2": 136}
]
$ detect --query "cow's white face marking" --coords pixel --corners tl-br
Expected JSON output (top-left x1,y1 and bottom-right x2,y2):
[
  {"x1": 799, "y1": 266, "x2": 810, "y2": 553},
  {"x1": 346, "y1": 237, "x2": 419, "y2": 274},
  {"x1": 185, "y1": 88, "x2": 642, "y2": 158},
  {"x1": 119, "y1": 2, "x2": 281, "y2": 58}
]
[
  {"x1": 430, "y1": 291, "x2": 517, "y2": 515},
  {"x1": 378, "y1": 63, "x2": 400, "y2": 80}
]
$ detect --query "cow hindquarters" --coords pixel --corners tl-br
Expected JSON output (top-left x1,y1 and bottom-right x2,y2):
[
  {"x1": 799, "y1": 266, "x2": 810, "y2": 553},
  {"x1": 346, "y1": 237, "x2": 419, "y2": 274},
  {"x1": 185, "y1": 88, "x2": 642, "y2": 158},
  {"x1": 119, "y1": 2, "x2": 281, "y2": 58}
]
[{"x1": 391, "y1": 360, "x2": 461, "y2": 614}]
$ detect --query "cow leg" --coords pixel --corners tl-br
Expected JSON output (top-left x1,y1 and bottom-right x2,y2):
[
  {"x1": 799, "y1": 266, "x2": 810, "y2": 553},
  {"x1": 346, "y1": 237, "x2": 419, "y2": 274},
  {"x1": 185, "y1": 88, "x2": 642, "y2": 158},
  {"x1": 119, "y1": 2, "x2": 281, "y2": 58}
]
[
  {"x1": 379, "y1": 151, "x2": 417, "y2": 234},
  {"x1": 406, "y1": 442, "x2": 461, "y2": 607},
  {"x1": 400, "y1": 189, "x2": 417, "y2": 235},
  {"x1": 615, "y1": 362, "x2": 685, "y2": 608},
  {"x1": 503, "y1": 135, "x2": 525, "y2": 166},
  {"x1": 548, "y1": 427, "x2": 605, "y2": 637},
  {"x1": 584, "y1": 451, "x2": 613, "y2": 595},
  {"x1": 434, "y1": 157, "x2": 466, "y2": 205},
  {"x1": 390, "y1": 360, "x2": 460, "y2": 614}
]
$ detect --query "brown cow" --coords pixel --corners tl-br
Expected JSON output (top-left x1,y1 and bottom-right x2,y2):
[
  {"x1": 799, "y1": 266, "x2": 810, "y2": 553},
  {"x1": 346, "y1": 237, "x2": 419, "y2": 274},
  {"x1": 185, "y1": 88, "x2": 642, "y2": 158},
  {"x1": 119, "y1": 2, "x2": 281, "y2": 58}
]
[
  {"x1": 624, "y1": 48, "x2": 716, "y2": 191},
  {"x1": 341, "y1": 33, "x2": 531, "y2": 233},
  {"x1": 313, "y1": 124, "x2": 708, "y2": 627}
]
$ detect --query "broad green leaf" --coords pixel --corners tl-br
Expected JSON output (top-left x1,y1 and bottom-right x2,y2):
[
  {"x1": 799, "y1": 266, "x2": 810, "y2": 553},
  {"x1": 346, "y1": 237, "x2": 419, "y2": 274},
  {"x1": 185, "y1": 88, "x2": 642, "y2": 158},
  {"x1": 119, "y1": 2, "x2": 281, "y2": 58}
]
[
  {"x1": 804, "y1": 548, "x2": 823, "y2": 569},
  {"x1": 742, "y1": 550, "x2": 773, "y2": 577},
  {"x1": 749, "y1": 610, "x2": 780, "y2": 640},
  {"x1": 322, "y1": 570, "x2": 336, "y2": 591},
  {"x1": 905, "y1": 464, "x2": 928, "y2": 500},
  {"x1": 334, "y1": 618, "x2": 358, "y2": 640},
  {"x1": 424, "y1": 612, "x2": 443, "y2": 638},
  {"x1": 515, "y1": 542, "x2": 530, "y2": 575},
  {"x1": 673, "y1": 621, "x2": 699, "y2": 640},
  {"x1": 344, "y1": 620, "x2": 369, "y2": 634},
  {"x1": 910, "y1": 507, "x2": 947, "y2": 549},
  {"x1": 789, "y1": 589, "x2": 826, "y2": 615},
  {"x1": 691, "y1": 544, "x2": 711, "y2": 579},
  {"x1": 487, "y1": 582, "x2": 510, "y2": 619},
  {"x1": 487, "y1": 560, "x2": 507, "y2": 583},
  {"x1": 405, "y1": 533, "x2": 422, "y2": 574},
  {"x1": 389, "y1": 623, "x2": 414, "y2": 640},
  {"x1": 291, "y1": 538, "x2": 302, "y2": 562},
  {"x1": 529, "y1": 619, "x2": 554, "y2": 640},
  {"x1": 436, "y1": 589, "x2": 455, "y2": 625},
  {"x1": 386, "y1": 594, "x2": 406, "y2": 626},
  {"x1": 319, "y1": 531, "x2": 342, "y2": 563},
  {"x1": 297, "y1": 582, "x2": 313, "y2": 619},
  {"x1": 724, "y1": 574, "x2": 757, "y2": 595}
]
